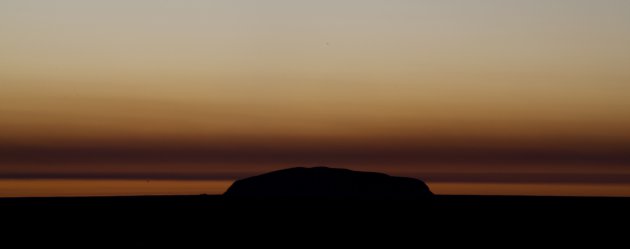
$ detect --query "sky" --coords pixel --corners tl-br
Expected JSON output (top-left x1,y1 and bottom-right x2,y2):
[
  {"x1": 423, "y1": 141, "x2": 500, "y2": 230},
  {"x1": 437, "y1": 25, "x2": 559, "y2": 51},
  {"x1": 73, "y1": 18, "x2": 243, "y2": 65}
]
[{"x1": 1, "y1": 1, "x2": 630, "y2": 196}]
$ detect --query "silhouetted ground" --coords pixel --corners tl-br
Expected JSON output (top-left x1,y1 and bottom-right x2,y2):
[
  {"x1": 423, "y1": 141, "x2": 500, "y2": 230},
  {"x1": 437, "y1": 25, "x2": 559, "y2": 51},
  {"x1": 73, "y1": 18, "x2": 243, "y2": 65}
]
[
  {"x1": 2, "y1": 195, "x2": 628, "y2": 246},
  {"x1": 3, "y1": 194, "x2": 629, "y2": 218}
]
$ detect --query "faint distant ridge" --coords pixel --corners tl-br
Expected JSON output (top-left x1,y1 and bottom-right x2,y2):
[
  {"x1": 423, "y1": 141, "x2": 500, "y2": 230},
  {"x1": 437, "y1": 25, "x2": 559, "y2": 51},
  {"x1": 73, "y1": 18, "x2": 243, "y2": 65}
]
[{"x1": 223, "y1": 166, "x2": 433, "y2": 200}]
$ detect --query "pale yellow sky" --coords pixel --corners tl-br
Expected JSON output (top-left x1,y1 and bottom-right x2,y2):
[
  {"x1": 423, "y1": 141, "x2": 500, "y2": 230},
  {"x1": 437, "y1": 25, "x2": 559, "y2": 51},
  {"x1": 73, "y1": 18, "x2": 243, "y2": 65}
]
[{"x1": 1, "y1": 0, "x2": 630, "y2": 141}]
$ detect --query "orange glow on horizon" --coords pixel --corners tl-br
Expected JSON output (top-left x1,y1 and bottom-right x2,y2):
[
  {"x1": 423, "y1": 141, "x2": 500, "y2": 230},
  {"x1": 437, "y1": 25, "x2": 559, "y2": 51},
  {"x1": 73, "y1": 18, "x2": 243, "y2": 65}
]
[{"x1": 2, "y1": 180, "x2": 629, "y2": 198}]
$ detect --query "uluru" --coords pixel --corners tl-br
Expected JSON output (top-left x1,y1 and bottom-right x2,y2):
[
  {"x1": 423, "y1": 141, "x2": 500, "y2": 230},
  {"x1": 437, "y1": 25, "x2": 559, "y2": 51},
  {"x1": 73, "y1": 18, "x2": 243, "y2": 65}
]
[{"x1": 223, "y1": 167, "x2": 433, "y2": 200}]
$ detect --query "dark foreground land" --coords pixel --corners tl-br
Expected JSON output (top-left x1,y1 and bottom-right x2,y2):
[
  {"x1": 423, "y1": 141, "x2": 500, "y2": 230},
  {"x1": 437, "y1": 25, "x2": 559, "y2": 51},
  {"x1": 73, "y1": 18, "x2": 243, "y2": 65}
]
[
  {"x1": 2, "y1": 195, "x2": 629, "y2": 245},
  {"x1": 3, "y1": 194, "x2": 629, "y2": 219}
]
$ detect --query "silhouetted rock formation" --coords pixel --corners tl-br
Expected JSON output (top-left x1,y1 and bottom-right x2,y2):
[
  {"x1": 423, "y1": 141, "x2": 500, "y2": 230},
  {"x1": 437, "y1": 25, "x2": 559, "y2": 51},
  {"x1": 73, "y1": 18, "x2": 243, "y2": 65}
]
[{"x1": 223, "y1": 167, "x2": 433, "y2": 200}]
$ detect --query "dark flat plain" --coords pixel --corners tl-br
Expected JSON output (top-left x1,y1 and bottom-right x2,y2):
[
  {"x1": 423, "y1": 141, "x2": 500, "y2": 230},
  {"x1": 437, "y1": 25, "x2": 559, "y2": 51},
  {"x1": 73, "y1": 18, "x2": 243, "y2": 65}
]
[
  {"x1": 3, "y1": 195, "x2": 629, "y2": 245},
  {"x1": 3, "y1": 194, "x2": 629, "y2": 218}
]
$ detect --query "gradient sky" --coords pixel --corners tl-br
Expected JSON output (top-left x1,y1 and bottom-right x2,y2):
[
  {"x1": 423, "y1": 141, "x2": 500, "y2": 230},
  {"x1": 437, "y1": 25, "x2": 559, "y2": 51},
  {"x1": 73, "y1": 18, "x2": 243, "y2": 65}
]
[{"x1": 2, "y1": 1, "x2": 630, "y2": 195}]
